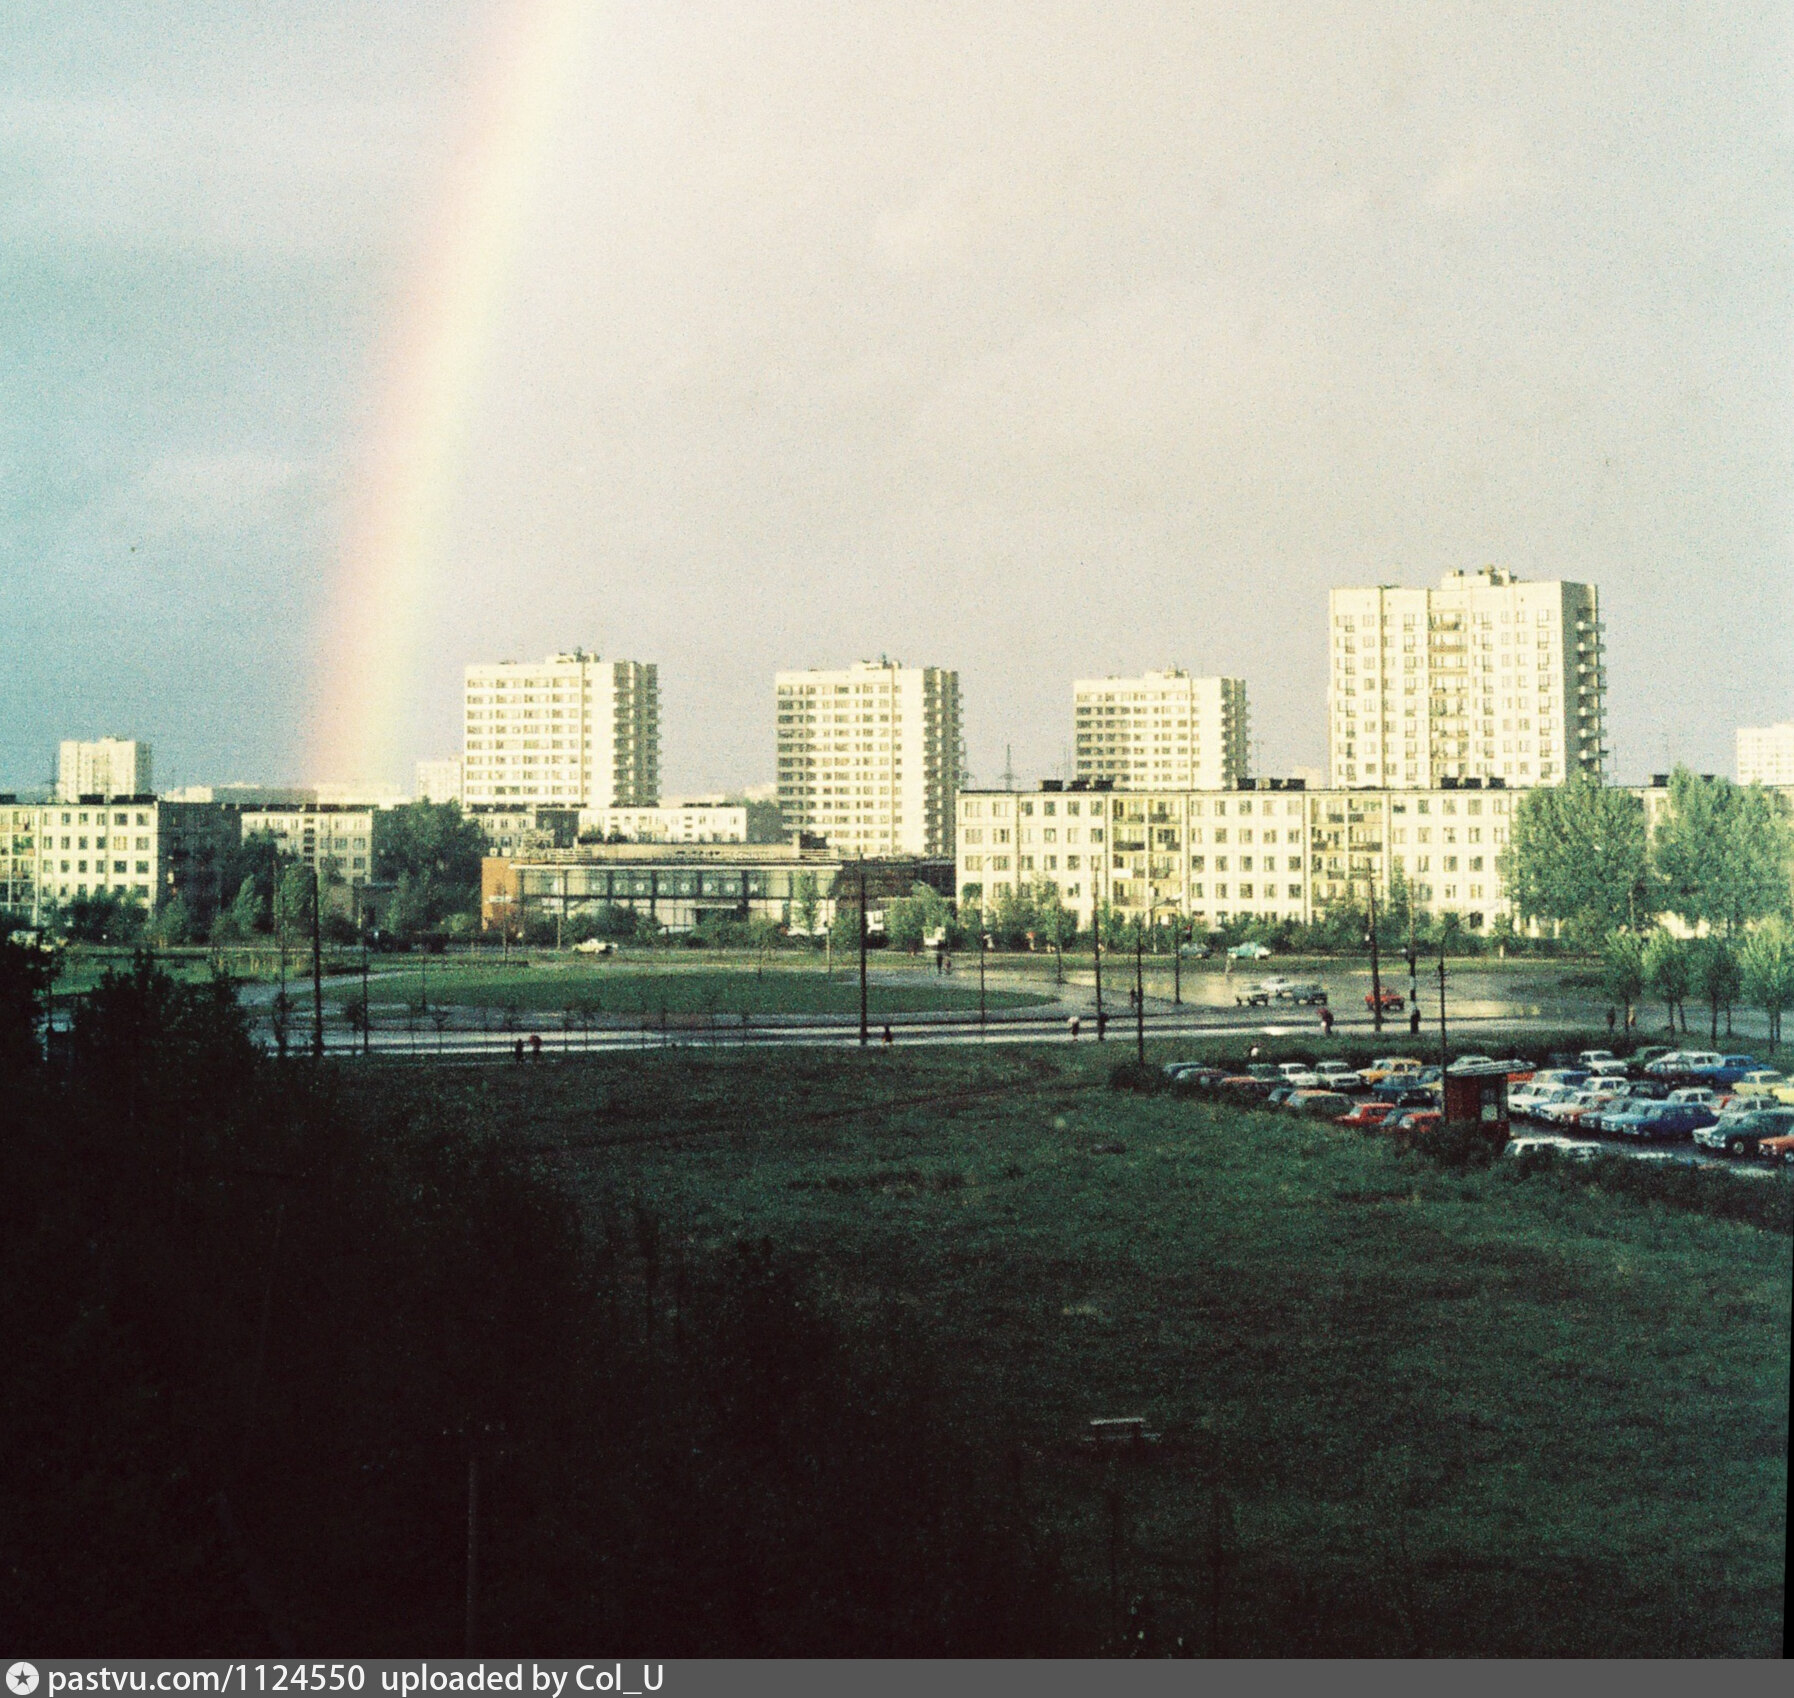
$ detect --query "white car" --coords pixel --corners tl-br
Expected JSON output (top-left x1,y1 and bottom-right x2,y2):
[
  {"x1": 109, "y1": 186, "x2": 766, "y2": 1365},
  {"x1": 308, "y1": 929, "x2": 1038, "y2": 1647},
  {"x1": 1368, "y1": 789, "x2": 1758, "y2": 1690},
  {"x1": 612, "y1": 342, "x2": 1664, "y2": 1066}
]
[
  {"x1": 1578, "y1": 1049, "x2": 1618, "y2": 1067},
  {"x1": 1667, "y1": 1086, "x2": 1722, "y2": 1108},
  {"x1": 572, "y1": 938, "x2": 616, "y2": 955},
  {"x1": 1313, "y1": 1061, "x2": 1360, "y2": 1086},
  {"x1": 1510, "y1": 1084, "x2": 1571, "y2": 1119},
  {"x1": 1282, "y1": 1069, "x2": 1324, "y2": 1089}
]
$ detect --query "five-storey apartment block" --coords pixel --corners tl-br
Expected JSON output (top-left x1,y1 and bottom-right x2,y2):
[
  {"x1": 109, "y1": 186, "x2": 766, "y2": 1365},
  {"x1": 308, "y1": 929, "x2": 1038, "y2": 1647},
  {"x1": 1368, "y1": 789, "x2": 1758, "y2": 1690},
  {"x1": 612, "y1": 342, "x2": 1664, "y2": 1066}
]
[
  {"x1": 775, "y1": 659, "x2": 963, "y2": 858},
  {"x1": 462, "y1": 653, "x2": 659, "y2": 809},
  {"x1": 1328, "y1": 568, "x2": 1604, "y2": 789},
  {"x1": 1074, "y1": 670, "x2": 1248, "y2": 790}
]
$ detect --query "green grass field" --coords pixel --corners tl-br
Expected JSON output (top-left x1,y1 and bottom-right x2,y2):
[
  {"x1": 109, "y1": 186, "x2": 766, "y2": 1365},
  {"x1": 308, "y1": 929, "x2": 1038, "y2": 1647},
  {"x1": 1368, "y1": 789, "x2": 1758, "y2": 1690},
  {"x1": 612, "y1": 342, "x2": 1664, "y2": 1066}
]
[
  {"x1": 337, "y1": 1044, "x2": 1791, "y2": 1656},
  {"x1": 365, "y1": 960, "x2": 1045, "y2": 1018}
]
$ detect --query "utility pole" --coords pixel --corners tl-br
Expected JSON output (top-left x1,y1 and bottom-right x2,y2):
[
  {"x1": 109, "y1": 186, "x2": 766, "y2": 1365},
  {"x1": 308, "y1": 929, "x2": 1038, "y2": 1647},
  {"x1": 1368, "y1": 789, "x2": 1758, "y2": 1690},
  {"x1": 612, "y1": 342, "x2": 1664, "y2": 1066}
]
[
  {"x1": 1134, "y1": 918, "x2": 1146, "y2": 1065},
  {"x1": 1171, "y1": 911, "x2": 1182, "y2": 1006},
  {"x1": 361, "y1": 928, "x2": 370, "y2": 1058},
  {"x1": 1092, "y1": 886, "x2": 1104, "y2": 1040},
  {"x1": 310, "y1": 864, "x2": 324, "y2": 1060},
  {"x1": 978, "y1": 934, "x2": 987, "y2": 1036},
  {"x1": 1368, "y1": 887, "x2": 1384, "y2": 1034},
  {"x1": 857, "y1": 857, "x2": 868, "y2": 1047},
  {"x1": 1437, "y1": 941, "x2": 1449, "y2": 1075}
]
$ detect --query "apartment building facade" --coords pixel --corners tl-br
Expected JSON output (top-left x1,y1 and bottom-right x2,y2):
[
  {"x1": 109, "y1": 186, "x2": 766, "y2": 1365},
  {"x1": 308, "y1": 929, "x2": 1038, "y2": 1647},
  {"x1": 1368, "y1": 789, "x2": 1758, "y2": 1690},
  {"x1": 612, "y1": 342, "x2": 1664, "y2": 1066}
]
[
  {"x1": 58, "y1": 738, "x2": 152, "y2": 802},
  {"x1": 1737, "y1": 724, "x2": 1794, "y2": 788},
  {"x1": 1327, "y1": 569, "x2": 1604, "y2": 789},
  {"x1": 238, "y1": 806, "x2": 375, "y2": 884},
  {"x1": 23, "y1": 798, "x2": 163, "y2": 916},
  {"x1": 462, "y1": 653, "x2": 659, "y2": 809},
  {"x1": 957, "y1": 779, "x2": 1523, "y2": 934},
  {"x1": 775, "y1": 659, "x2": 963, "y2": 858},
  {"x1": 415, "y1": 758, "x2": 464, "y2": 805},
  {"x1": 1073, "y1": 670, "x2": 1248, "y2": 789}
]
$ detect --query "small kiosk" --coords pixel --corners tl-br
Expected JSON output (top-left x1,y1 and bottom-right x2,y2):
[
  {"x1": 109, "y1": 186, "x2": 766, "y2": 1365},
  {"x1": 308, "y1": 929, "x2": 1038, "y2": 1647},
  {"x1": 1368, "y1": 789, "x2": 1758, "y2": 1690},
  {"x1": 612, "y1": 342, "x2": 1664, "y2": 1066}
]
[{"x1": 1443, "y1": 1071, "x2": 1510, "y2": 1145}]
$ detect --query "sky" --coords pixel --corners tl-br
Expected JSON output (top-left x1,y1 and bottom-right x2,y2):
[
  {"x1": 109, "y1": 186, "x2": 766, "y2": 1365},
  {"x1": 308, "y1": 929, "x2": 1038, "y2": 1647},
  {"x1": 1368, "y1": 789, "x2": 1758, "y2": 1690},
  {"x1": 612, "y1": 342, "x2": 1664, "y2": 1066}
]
[{"x1": 2, "y1": 0, "x2": 1789, "y2": 795}]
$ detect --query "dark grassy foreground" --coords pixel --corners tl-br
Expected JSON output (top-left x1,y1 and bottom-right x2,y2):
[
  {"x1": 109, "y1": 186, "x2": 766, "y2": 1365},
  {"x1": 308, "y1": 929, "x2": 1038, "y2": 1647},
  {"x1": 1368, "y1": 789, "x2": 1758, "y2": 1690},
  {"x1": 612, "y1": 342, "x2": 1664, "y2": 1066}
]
[
  {"x1": 5, "y1": 959, "x2": 1787, "y2": 1656},
  {"x1": 342, "y1": 1044, "x2": 1793, "y2": 1657}
]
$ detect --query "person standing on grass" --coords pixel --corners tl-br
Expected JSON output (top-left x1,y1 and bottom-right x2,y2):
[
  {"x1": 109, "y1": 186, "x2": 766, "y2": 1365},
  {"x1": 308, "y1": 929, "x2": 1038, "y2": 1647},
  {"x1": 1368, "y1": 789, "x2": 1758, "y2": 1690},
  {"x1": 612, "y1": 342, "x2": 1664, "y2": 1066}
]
[{"x1": 1320, "y1": 1005, "x2": 1335, "y2": 1038}]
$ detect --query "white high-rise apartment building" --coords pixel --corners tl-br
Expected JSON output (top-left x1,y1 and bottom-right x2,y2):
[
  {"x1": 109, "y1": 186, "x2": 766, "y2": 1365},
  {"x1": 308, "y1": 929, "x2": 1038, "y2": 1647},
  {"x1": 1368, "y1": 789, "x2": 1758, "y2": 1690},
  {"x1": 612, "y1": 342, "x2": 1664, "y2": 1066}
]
[
  {"x1": 1073, "y1": 670, "x2": 1248, "y2": 789},
  {"x1": 414, "y1": 758, "x2": 463, "y2": 805},
  {"x1": 462, "y1": 653, "x2": 658, "y2": 808},
  {"x1": 1738, "y1": 724, "x2": 1794, "y2": 787},
  {"x1": 58, "y1": 738, "x2": 152, "y2": 801},
  {"x1": 775, "y1": 659, "x2": 963, "y2": 858},
  {"x1": 1327, "y1": 568, "x2": 1604, "y2": 788}
]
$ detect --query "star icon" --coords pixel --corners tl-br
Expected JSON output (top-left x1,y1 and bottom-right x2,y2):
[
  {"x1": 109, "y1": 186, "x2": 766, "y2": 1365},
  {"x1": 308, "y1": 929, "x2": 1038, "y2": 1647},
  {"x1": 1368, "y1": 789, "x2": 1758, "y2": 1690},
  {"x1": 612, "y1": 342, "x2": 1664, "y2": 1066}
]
[{"x1": 7, "y1": 1666, "x2": 40, "y2": 1696}]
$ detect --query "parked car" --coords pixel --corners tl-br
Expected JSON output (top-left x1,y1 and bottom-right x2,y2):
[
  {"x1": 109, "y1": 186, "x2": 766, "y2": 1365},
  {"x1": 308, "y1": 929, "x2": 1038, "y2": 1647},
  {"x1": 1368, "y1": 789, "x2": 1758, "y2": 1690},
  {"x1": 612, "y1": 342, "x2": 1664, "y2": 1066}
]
[
  {"x1": 1364, "y1": 988, "x2": 1405, "y2": 1013},
  {"x1": 1597, "y1": 1101, "x2": 1668, "y2": 1137},
  {"x1": 1725, "y1": 1070, "x2": 1787, "y2": 1104},
  {"x1": 1693, "y1": 1107, "x2": 1794, "y2": 1156},
  {"x1": 1277, "y1": 1060, "x2": 1311, "y2": 1079},
  {"x1": 1758, "y1": 1132, "x2": 1794, "y2": 1166},
  {"x1": 571, "y1": 937, "x2": 616, "y2": 955},
  {"x1": 1313, "y1": 1061, "x2": 1361, "y2": 1088},
  {"x1": 1584, "y1": 1059, "x2": 1631, "y2": 1078},
  {"x1": 1612, "y1": 1102, "x2": 1717, "y2": 1142},
  {"x1": 1336, "y1": 1101, "x2": 1398, "y2": 1130},
  {"x1": 1578, "y1": 1049, "x2": 1618, "y2": 1067},
  {"x1": 1286, "y1": 1089, "x2": 1355, "y2": 1118},
  {"x1": 1372, "y1": 1085, "x2": 1438, "y2": 1110},
  {"x1": 1281, "y1": 1069, "x2": 1324, "y2": 1090},
  {"x1": 1389, "y1": 1109, "x2": 1442, "y2": 1136},
  {"x1": 1236, "y1": 982, "x2": 1277, "y2": 1007},
  {"x1": 1178, "y1": 941, "x2": 1212, "y2": 959},
  {"x1": 1448, "y1": 1054, "x2": 1500, "y2": 1073},
  {"x1": 1265, "y1": 1084, "x2": 1299, "y2": 1107},
  {"x1": 1627, "y1": 1046, "x2": 1675, "y2": 1071},
  {"x1": 1358, "y1": 1056, "x2": 1424, "y2": 1086},
  {"x1": 1509, "y1": 1083, "x2": 1575, "y2": 1120},
  {"x1": 1276, "y1": 981, "x2": 1329, "y2": 1005},
  {"x1": 1666, "y1": 1086, "x2": 1724, "y2": 1109},
  {"x1": 1228, "y1": 941, "x2": 1273, "y2": 960},
  {"x1": 1645, "y1": 1049, "x2": 1723, "y2": 1080},
  {"x1": 1539, "y1": 1088, "x2": 1615, "y2": 1127},
  {"x1": 1691, "y1": 1054, "x2": 1761, "y2": 1089},
  {"x1": 1216, "y1": 1076, "x2": 1273, "y2": 1101}
]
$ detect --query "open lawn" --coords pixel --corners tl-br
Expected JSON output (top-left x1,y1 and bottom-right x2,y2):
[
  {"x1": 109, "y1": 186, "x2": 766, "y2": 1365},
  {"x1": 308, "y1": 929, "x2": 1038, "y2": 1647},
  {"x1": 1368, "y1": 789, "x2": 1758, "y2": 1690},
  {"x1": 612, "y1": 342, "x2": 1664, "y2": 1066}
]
[
  {"x1": 342, "y1": 1043, "x2": 1792, "y2": 1655},
  {"x1": 366, "y1": 959, "x2": 1046, "y2": 1018}
]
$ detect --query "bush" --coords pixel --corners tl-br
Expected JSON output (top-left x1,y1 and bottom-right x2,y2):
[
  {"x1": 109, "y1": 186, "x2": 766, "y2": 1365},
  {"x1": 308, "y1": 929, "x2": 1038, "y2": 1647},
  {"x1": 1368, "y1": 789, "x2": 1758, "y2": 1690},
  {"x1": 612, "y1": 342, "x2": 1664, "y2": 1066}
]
[{"x1": 1107, "y1": 1059, "x2": 1167, "y2": 1094}]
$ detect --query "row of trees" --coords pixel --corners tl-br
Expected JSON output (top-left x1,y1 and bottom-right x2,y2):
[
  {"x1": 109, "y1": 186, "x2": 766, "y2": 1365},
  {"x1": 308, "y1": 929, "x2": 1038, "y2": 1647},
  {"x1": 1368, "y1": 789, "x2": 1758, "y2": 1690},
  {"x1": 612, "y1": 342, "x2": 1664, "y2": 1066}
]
[
  {"x1": 1602, "y1": 917, "x2": 1794, "y2": 1042},
  {"x1": 1504, "y1": 767, "x2": 1794, "y2": 942}
]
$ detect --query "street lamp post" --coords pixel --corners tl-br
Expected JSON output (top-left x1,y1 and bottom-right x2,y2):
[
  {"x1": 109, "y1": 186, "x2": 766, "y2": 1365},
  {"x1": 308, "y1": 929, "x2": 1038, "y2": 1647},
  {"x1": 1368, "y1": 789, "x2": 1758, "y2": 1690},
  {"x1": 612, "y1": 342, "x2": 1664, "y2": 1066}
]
[
  {"x1": 1134, "y1": 918, "x2": 1146, "y2": 1066},
  {"x1": 857, "y1": 857, "x2": 868, "y2": 1047},
  {"x1": 1367, "y1": 886, "x2": 1384, "y2": 1034}
]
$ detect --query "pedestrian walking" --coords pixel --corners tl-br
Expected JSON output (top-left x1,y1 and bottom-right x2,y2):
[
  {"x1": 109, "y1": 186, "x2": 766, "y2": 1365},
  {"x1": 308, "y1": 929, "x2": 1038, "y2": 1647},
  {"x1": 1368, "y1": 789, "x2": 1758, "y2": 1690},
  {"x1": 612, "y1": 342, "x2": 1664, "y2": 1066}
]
[
  {"x1": 882, "y1": 1024, "x2": 893, "y2": 1046},
  {"x1": 1068, "y1": 1015, "x2": 1081, "y2": 1041},
  {"x1": 513, "y1": 1037, "x2": 524, "y2": 1064},
  {"x1": 1320, "y1": 1006, "x2": 1335, "y2": 1037},
  {"x1": 529, "y1": 1032, "x2": 543, "y2": 1060},
  {"x1": 1409, "y1": 1005, "x2": 1422, "y2": 1037}
]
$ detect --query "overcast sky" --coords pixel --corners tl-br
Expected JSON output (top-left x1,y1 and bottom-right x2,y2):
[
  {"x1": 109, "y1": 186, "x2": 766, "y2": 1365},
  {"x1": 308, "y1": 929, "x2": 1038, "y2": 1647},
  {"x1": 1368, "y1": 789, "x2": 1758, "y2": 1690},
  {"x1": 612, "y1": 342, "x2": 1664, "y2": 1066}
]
[{"x1": 2, "y1": 0, "x2": 1789, "y2": 794}]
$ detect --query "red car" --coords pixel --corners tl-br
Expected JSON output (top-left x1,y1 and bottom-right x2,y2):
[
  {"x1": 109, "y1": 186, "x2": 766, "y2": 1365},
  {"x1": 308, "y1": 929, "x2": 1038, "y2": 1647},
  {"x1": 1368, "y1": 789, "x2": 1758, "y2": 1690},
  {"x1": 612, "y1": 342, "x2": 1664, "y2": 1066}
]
[
  {"x1": 1336, "y1": 1102, "x2": 1398, "y2": 1130},
  {"x1": 1389, "y1": 1109, "x2": 1442, "y2": 1136},
  {"x1": 1364, "y1": 989, "x2": 1405, "y2": 1013}
]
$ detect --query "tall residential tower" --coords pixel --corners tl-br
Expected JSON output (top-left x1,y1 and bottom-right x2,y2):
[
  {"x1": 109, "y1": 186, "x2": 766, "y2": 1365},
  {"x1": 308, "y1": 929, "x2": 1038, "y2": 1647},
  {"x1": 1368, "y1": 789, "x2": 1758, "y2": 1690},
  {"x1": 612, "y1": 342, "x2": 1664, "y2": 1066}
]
[
  {"x1": 775, "y1": 659, "x2": 963, "y2": 858},
  {"x1": 1327, "y1": 568, "x2": 1604, "y2": 788},
  {"x1": 1073, "y1": 669, "x2": 1248, "y2": 790},
  {"x1": 461, "y1": 653, "x2": 658, "y2": 809}
]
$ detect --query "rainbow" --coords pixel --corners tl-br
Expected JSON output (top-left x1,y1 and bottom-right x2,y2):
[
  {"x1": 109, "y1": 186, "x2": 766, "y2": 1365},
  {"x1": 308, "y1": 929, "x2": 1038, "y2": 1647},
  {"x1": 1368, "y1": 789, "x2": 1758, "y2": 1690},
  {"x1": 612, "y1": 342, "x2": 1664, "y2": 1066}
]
[{"x1": 307, "y1": 0, "x2": 598, "y2": 787}]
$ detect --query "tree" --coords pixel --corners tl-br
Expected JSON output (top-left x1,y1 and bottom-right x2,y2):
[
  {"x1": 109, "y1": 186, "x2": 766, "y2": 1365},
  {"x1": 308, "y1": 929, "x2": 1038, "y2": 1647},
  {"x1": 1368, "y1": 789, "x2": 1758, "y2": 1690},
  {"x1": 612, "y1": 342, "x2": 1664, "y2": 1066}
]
[
  {"x1": 1651, "y1": 767, "x2": 1794, "y2": 935},
  {"x1": 275, "y1": 864, "x2": 316, "y2": 951},
  {"x1": 885, "y1": 883, "x2": 951, "y2": 953},
  {"x1": 372, "y1": 801, "x2": 486, "y2": 932},
  {"x1": 147, "y1": 893, "x2": 191, "y2": 949},
  {"x1": 1689, "y1": 935, "x2": 1742, "y2": 1041},
  {"x1": 0, "y1": 937, "x2": 59, "y2": 1072},
  {"x1": 986, "y1": 884, "x2": 1036, "y2": 950},
  {"x1": 1740, "y1": 916, "x2": 1794, "y2": 1045},
  {"x1": 1500, "y1": 781, "x2": 1650, "y2": 940},
  {"x1": 210, "y1": 875, "x2": 264, "y2": 943},
  {"x1": 1643, "y1": 930, "x2": 1691, "y2": 1034},
  {"x1": 790, "y1": 873, "x2": 821, "y2": 938},
  {"x1": 1601, "y1": 930, "x2": 1646, "y2": 1032}
]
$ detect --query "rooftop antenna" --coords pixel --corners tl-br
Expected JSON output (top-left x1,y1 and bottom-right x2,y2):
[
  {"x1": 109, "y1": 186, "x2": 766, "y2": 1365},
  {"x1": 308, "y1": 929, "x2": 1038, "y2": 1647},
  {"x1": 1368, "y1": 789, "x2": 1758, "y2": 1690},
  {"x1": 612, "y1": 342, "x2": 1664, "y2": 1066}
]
[{"x1": 1002, "y1": 744, "x2": 1016, "y2": 793}]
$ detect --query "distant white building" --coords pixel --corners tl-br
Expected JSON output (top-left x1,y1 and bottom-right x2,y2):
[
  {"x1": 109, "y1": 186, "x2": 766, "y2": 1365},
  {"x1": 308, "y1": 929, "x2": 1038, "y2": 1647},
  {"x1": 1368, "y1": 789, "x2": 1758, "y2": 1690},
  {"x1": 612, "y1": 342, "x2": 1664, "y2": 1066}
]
[
  {"x1": 1327, "y1": 568, "x2": 1604, "y2": 789},
  {"x1": 462, "y1": 652, "x2": 659, "y2": 809},
  {"x1": 775, "y1": 659, "x2": 963, "y2": 858},
  {"x1": 1737, "y1": 723, "x2": 1794, "y2": 787},
  {"x1": 1073, "y1": 670, "x2": 1249, "y2": 790},
  {"x1": 58, "y1": 738, "x2": 152, "y2": 802},
  {"x1": 238, "y1": 806, "x2": 375, "y2": 885},
  {"x1": 581, "y1": 804, "x2": 747, "y2": 843},
  {"x1": 415, "y1": 758, "x2": 463, "y2": 805}
]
